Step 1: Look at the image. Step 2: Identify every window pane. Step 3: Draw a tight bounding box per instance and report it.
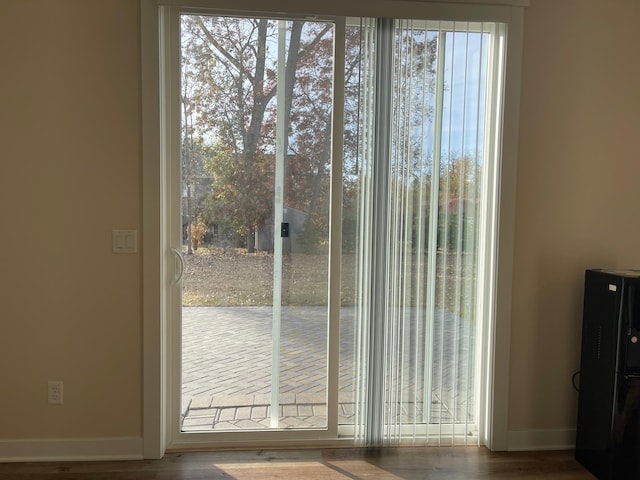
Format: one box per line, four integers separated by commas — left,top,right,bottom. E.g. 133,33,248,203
179,14,334,431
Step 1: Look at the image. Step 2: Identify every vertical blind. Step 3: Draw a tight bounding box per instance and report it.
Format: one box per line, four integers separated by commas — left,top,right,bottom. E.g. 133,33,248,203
349,18,506,446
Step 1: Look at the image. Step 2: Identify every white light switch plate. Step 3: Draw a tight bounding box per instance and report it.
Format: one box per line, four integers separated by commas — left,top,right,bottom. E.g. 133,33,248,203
112,230,137,253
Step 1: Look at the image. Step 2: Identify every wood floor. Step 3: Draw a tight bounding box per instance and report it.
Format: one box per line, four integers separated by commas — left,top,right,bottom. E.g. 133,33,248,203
0,447,595,479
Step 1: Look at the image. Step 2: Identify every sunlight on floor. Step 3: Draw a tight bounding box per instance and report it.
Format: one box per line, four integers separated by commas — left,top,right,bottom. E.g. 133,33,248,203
215,459,403,479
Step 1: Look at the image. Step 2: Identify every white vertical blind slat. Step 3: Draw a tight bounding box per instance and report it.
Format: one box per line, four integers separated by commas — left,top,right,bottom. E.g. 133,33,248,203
413,20,431,442
466,23,486,446
425,24,445,435
436,24,455,444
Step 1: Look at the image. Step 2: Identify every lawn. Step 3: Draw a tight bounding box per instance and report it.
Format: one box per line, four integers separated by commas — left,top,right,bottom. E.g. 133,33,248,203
181,246,476,319
181,246,349,306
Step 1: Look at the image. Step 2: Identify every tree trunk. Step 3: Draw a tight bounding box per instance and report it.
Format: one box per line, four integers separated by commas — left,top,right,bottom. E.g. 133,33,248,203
247,226,256,253
186,185,193,254
309,118,332,216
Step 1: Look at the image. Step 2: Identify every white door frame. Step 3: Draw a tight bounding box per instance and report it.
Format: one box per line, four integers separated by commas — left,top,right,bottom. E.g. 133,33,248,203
141,0,525,458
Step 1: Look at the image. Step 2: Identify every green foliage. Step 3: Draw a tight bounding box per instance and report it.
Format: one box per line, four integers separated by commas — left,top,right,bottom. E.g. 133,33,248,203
433,156,481,253
203,144,274,248
296,214,325,253
437,212,477,253
341,207,359,254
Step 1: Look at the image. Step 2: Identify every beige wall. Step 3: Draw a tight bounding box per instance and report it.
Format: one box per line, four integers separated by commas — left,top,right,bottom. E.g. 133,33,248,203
1,0,639,446
0,1,141,438
510,0,640,432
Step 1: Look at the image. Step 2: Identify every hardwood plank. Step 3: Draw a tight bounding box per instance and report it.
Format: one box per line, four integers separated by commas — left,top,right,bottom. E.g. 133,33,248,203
0,447,595,479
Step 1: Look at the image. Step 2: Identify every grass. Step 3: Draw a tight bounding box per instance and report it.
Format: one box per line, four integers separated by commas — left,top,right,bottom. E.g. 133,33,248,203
182,246,335,307
182,246,477,320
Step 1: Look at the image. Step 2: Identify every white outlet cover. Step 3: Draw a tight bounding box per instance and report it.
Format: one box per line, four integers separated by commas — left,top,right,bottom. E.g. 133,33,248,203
48,380,63,405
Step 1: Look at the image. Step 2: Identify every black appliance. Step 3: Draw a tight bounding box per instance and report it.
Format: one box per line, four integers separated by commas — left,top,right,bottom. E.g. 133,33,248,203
576,269,640,479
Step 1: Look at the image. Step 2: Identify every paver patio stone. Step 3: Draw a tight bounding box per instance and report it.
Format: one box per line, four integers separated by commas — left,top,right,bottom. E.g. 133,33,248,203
252,394,271,405
296,393,324,404
312,404,327,417
234,419,267,429
279,393,296,404
182,416,215,428
180,306,472,431
212,421,238,429
282,405,297,417
209,394,254,408
340,403,355,415
305,416,328,426
235,406,252,420
217,408,236,422
297,405,314,416
189,396,212,409
190,407,218,417
280,416,314,428
251,406,268,418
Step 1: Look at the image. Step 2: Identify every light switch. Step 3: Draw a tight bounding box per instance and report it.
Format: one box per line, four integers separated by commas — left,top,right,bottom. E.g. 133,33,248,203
112,230,137,253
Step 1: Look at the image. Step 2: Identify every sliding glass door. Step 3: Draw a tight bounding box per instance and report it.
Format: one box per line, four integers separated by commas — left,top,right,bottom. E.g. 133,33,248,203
164,7,507,447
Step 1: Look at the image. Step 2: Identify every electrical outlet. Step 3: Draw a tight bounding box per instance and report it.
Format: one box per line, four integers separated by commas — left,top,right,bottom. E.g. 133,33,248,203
48,381,63,405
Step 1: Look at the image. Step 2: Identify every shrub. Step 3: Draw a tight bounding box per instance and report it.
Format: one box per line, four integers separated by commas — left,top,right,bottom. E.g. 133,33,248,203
190,214,207,251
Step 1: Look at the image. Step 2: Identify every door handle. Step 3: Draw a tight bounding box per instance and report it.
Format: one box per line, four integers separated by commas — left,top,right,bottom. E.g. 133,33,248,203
171,248,184,285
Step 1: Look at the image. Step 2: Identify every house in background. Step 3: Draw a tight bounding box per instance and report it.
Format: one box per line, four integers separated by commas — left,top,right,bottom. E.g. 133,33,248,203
1,0,639,462
256,207,309,253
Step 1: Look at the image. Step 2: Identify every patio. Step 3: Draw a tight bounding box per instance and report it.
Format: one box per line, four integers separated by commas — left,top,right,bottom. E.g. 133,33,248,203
181,306,472,431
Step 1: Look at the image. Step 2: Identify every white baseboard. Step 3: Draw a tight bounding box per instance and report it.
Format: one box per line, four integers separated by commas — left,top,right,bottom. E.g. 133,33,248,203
0,437,143,463
0,431,574,461
507,429,576,451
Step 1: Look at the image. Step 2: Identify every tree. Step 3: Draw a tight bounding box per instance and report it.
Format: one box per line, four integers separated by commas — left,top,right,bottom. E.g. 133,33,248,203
181,64,211,254
441,156,480,204
439,156,481,252
180,17,441,255
203,144,274,248
181,16,333,252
